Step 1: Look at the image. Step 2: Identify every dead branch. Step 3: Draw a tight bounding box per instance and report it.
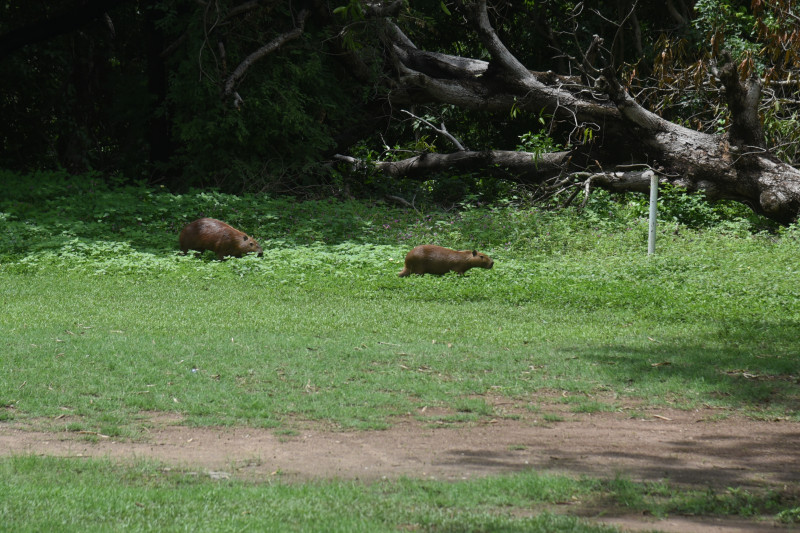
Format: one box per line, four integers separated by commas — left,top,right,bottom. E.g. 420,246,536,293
222,9,310,102
400,109,465,151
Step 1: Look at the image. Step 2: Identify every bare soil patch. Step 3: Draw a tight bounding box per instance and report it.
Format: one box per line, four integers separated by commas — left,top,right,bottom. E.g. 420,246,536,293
2,405,798,532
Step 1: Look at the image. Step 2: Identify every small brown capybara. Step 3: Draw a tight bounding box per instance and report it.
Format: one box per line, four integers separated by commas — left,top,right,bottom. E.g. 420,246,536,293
179,218,263,260
398,245,494,277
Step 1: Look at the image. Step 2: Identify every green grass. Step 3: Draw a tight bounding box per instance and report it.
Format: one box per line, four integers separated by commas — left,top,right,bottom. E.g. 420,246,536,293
1,456,797,532
1,457,609,533
1,171,799,529
2,232,798,430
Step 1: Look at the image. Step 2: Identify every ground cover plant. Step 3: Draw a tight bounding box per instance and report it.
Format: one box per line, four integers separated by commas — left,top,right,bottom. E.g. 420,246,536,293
1,171,799,529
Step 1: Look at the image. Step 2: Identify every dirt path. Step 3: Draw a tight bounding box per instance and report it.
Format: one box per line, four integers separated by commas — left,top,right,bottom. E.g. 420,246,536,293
2,406,798,532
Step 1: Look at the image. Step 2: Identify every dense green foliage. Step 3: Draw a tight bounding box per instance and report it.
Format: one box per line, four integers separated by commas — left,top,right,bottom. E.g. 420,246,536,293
0,1,367,189
2,1,798,197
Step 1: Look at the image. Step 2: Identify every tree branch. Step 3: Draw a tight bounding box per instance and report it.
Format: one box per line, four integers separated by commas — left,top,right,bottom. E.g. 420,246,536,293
374,3,800,222
382,21,619,126
713,50,765,148
222,8,310,102
459,0,534,81
401,109,465,151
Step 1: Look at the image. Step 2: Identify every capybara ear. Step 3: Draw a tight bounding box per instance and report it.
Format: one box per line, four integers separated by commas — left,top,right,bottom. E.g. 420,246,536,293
243,235,249,241
472,250,477,256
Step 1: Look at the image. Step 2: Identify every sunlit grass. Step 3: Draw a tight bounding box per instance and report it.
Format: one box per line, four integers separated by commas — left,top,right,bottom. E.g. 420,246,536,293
2,456,797,532
2,226,798,432
2,172,799,530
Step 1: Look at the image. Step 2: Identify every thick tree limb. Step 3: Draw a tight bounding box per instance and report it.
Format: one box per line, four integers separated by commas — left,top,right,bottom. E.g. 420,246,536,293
336,150,571,182
460,0,533,81
222,8,310,101
713,50,765,148
382,20,621,136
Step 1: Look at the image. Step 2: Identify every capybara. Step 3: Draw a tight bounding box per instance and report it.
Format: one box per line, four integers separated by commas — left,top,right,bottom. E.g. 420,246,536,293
398,245,494,277
179,218,263,260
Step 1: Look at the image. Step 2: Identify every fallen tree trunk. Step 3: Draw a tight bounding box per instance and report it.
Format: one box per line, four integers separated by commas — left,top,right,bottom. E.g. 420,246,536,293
336,150,571,181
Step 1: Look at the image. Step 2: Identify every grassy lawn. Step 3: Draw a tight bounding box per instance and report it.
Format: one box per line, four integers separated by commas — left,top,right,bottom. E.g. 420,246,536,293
2,225,797,432
2,455,797,532
1,172,799,530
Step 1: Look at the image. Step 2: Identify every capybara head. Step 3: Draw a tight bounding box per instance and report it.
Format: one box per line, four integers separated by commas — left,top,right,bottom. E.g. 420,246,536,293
468,249,493,270
240,234,263,257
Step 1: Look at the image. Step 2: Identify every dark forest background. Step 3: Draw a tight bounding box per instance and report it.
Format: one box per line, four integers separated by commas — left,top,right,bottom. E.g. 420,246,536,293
1,1,798,207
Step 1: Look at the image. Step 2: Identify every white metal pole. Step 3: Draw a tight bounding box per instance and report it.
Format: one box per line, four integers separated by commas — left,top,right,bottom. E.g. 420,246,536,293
646,170,657,255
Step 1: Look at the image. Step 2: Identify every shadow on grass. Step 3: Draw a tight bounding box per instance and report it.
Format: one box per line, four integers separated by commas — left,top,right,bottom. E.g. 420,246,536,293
566,318,800,415
437,423,800,489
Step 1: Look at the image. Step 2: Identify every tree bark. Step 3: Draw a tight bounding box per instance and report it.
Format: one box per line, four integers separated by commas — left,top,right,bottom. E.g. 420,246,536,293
337,150,571,181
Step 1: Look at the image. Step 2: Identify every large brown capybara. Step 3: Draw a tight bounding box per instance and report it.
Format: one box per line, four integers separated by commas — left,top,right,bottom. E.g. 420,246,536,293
179,218,263,260
398,245,494,277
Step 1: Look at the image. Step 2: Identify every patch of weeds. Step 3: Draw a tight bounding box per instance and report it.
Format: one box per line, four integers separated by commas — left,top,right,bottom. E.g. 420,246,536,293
453,397,494,416
701,412,732,422
599,476,651,509
98,425,125,438
542,413,565,423
666,486,800,519
777,507,800,524
63,422,87,433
